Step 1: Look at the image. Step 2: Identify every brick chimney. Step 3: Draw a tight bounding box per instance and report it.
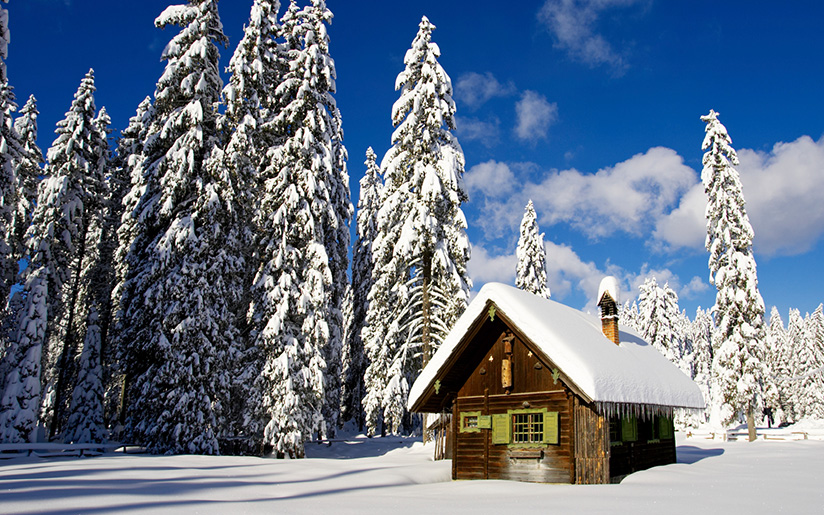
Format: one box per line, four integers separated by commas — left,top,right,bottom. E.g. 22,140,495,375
597,277,620,346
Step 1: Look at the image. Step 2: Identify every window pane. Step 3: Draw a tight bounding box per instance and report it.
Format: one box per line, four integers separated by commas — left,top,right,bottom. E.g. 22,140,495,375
512,412,544,443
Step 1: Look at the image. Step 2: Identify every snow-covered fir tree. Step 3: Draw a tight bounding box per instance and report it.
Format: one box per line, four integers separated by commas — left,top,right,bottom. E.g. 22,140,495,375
362,16,471,435
115,0,243,455
26,70,108,438
343,147,382,430
59,107,112,444
62,307,106,443
107,97,153,432
784,308,805,421
0,78,22,305
619,299,641,334
11,95,43,262
246,0,350,457
690,306,714,421
515,200,550,299
797,306,824,419
637,277,687,372
220,0,284,449
765,307,790,424
0,267,47,442
701,109,767,432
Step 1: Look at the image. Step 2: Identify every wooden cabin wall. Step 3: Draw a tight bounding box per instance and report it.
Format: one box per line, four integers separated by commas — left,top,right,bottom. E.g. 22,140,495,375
572,398,610,484
448,330,574,482
453,390,573,483
608,416,676,479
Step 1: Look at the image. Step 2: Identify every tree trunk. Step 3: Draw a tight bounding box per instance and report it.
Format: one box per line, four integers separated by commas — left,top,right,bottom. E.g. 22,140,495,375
421,251,432,444
747,407,757,442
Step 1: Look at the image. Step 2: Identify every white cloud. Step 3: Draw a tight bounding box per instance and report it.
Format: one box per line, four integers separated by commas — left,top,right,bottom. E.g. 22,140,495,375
468,148,696,243
456,116,501,148
653,135,824,257
544,240,603,304
454,72,516,110
514,91,558,142
467,244,517,286
465,160,516,199
537,0,641,73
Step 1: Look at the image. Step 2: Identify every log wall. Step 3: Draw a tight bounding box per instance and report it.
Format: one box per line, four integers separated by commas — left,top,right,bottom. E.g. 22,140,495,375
572,398,610,484
453,390,573,483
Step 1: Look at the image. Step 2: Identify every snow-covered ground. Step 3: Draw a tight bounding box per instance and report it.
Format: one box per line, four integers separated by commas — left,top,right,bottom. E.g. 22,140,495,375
2,432,823,514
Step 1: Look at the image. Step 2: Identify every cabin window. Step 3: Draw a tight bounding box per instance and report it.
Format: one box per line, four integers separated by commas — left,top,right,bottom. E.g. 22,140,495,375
491,408,559,445
513,412,543,443
460,411,482,433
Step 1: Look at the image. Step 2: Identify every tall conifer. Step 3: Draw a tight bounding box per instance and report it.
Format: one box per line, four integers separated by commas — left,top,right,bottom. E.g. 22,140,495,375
515,200,550,298
701,110,767,435
362,16,471,435
115,0,238,454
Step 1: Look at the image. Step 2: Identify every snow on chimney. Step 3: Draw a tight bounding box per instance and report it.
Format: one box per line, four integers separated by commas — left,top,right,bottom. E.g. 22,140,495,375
597,276,620,346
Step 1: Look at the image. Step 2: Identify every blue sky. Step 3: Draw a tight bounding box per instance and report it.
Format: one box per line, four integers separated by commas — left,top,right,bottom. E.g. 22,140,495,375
8,1,824,318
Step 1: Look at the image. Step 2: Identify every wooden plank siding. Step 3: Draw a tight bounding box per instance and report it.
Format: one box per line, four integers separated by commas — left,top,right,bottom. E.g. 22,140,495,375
573,398,610,484
454,390,573,483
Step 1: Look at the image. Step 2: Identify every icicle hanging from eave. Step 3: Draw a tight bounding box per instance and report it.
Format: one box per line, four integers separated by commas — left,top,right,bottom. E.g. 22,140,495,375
595,401,704,421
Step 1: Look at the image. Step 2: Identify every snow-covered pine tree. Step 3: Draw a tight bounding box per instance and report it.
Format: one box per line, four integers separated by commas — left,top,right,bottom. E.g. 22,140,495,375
107,96,153,432
798,306,824,419
765,307,790,424
362,16,471,435
60,107,112,444
516,200,550,299
637,277,686,371
62,307,106,443
0,267,47,442
0,79,22,305
784,308,805,421
115,0,243,455
220,0,283,450
701,110,767,436
247,0,351,457
28,70,107,438
343,147,382,430
11,95,43,263
690,306,714,422
619,299,641,334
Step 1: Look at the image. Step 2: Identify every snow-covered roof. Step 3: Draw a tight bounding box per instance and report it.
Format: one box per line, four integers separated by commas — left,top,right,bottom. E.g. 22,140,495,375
408,283,705,413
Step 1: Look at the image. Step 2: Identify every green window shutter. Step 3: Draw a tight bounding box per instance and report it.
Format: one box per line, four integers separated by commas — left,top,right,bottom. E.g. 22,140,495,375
659,416,673,439
492,413,510,444
621,416,637,442
478,415,492,429
543,411,559,444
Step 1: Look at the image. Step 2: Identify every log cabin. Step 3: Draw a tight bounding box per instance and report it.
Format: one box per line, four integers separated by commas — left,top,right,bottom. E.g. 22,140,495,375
407,280,705,484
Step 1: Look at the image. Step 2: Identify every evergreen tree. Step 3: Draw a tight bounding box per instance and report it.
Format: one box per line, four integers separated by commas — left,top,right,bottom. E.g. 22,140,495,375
108,97,153,432
11,95,43,262
0,267,47,442
798,306,824,419
637,277,685,371
766,307,790,424
784,308,805,421
701,110,767,435
115,0,239,455
0,79,22,304
28,70,107,438
247,0,350,457
362,16,471,435
619,299,641,334
221,0,284,449
63,307,106,443
515,200,550,299
342,147,382,429
690,307,714,421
